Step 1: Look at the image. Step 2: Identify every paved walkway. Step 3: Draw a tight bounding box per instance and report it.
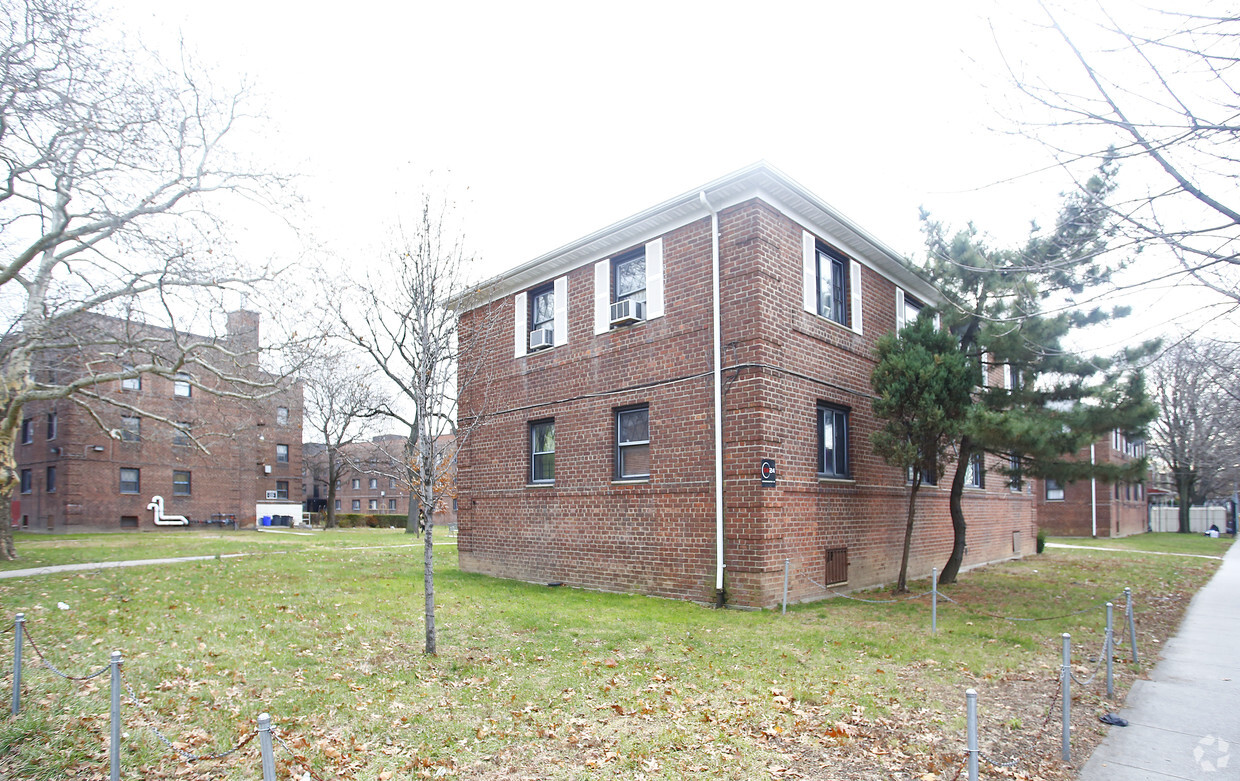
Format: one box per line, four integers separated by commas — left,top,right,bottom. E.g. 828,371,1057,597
1079,540,1239,779
0,541,454,579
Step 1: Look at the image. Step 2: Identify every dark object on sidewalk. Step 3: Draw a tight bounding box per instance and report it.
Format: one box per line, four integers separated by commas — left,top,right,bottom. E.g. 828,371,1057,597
1099,713,1129,727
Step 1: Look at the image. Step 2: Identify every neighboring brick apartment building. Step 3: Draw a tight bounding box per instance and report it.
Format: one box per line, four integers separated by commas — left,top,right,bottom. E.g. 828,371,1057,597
13,310,302,532
303,434,458,527
455,164,1037,608
1037,431,1148,538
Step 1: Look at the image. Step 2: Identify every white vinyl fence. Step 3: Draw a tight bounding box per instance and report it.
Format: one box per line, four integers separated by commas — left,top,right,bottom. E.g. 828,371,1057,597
1149,505,1226,533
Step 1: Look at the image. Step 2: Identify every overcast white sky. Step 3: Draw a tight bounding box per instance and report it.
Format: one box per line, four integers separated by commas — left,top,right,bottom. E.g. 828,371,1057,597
121,0,1226,349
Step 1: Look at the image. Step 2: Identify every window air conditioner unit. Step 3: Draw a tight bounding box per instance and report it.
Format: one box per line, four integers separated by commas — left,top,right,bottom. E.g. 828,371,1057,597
264,464,272,474
528,327,553,350
610,299,645,326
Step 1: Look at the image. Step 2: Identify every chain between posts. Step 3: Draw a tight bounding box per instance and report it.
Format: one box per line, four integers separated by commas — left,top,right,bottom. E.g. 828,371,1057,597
273,728,332,781
23,626,110,681
123,679,259,763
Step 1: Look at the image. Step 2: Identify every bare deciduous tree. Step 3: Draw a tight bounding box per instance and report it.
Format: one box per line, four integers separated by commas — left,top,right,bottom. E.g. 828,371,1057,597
1149,339,1240,532
303,349,384,529
1004,3,1240,306
0,0,290,559
340,195,494,655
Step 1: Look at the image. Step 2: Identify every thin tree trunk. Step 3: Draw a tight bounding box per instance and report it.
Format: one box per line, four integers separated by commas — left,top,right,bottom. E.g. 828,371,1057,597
0,493,14,560
325,450,338,529
423,500,435,655
896,478,921,594
1177,474,1193,534
940,437,971,584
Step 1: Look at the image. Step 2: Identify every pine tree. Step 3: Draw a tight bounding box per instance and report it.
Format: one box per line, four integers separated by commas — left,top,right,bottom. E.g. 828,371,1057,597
871,317,974,594
919,162,1157,583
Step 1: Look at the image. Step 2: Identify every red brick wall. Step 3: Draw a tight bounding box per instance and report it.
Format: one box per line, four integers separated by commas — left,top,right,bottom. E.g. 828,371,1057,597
14,368,302,533
1036,440,1148,538
457,199,1037,607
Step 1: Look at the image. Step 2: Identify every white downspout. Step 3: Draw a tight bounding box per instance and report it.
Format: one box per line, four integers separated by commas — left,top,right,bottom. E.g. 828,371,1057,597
700,192,725,607
1090,443,1097,538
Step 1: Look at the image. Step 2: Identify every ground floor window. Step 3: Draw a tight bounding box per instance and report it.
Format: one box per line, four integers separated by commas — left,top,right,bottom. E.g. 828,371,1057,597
45,466,56,493
964,453,984,488
275,480,289,500
352,499,361,511
817,403,849,478
368,499,378,510
173,470,191,496
1045,479,1064,501
388,499,397,511
120,468,140,494
19,469,31,493
616,406,650,479
530,419,555,483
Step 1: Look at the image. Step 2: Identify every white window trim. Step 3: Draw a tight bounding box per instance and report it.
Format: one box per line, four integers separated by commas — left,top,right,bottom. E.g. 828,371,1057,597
513,291,528,358
802,230,863,335
552,275,568,347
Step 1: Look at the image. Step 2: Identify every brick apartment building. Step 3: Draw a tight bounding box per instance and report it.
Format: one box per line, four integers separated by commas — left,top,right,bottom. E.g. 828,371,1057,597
303,434,458,527
1037,430,1148,538
455,163,1037,608
13,310,302,532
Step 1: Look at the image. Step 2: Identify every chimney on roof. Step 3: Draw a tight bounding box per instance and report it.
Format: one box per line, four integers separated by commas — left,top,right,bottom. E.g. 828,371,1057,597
226,309,260,364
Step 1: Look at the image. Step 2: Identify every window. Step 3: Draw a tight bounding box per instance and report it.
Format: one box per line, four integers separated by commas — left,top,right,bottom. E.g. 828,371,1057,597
1045,479,1064,501
121,366,141,391
120,468,140,494
45,466,56,493
275,480,289,499
20,418,32,444
120,416,140,442
368,477,378,490
173,470,191,496
908,462,938,486
1007,453,1023,491
120,516,139,529
276,406,289,426
530,419,555,484
529,282,554,344
816,403,849,478
964,453,984,489
388,499,397,511
351,478,361,490
368,499,378,510
46,412,57,440
351,499,361,511
1114,483,1120,500
173,422,191,447
389,478,397,489
276,444,289,463
334,499,341,510
173,372,192,397
817,246,848,326
616,406,650,479
19,469,31,494
613,249,646,308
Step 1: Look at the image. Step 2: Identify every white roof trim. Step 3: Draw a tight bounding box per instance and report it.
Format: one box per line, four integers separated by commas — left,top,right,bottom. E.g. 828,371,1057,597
455,162,941,310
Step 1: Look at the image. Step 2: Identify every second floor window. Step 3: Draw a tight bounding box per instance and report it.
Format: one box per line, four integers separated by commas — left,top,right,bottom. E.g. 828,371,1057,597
173,423,191,447
530,283,554,345
368,477,378,489
817,246,848,326
120,416,140,442
613,249,646,308
46,412,56,440
276,406,289,426
276,444,289,463
20,418,32,444
121,365,140,391
173,373,192,397
530,419,555,484
351,478,361,490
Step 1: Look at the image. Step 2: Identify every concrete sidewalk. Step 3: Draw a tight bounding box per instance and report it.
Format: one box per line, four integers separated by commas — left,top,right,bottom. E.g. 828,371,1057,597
1079,540,1239,780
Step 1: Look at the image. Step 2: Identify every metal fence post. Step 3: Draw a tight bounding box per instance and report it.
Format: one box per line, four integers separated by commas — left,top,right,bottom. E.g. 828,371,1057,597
1105,602,1114,698
258,712,276,781
966,687,979,780
782,558,789,615
1061,633,1071,762
1125,587,1139,665
11,613,23,716
110,651,122,781
931,568,937,635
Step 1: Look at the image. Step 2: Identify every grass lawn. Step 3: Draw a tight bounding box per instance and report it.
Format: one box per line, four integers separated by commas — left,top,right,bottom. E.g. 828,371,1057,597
0,529,1227,780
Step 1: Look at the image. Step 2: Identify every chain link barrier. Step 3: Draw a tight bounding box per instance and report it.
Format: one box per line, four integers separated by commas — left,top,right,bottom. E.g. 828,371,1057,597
273,728,332,781
980,751,1021,768
1069,631,1109,687
123,678,258,764
23,626,110,681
